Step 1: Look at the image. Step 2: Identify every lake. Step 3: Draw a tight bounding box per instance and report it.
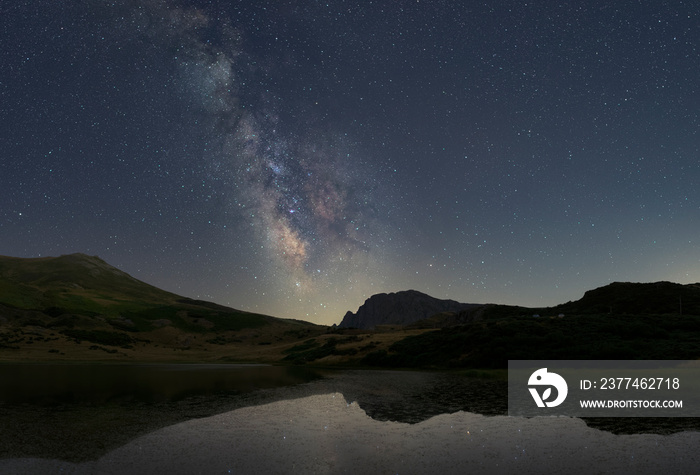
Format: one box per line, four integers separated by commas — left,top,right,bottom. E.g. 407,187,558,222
1,364,699,474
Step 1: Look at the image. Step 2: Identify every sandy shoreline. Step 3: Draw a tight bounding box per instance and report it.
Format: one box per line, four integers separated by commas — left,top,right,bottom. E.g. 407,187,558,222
3,392,700,474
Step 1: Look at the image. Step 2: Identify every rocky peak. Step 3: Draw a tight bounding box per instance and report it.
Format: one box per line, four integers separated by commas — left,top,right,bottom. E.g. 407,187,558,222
339,290,480,329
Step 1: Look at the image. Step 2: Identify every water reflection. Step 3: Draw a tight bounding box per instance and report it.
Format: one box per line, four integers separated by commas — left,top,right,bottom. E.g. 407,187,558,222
320,370,507,422
1,364,699,465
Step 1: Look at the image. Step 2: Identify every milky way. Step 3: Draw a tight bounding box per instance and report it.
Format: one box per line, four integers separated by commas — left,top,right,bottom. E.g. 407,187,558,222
2,1,698,323
107,0,398,319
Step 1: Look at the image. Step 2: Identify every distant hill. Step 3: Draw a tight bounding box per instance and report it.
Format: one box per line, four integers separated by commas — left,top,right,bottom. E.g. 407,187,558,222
553,281,700,316
339,290,481,329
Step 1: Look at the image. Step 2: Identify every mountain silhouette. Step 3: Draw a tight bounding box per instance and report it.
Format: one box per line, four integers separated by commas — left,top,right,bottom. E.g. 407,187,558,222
339,290,481,329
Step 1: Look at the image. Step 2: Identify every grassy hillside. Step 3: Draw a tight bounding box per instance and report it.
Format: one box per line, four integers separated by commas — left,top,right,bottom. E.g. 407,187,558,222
0,254,325,362
0,254,179,311
0,254,264,324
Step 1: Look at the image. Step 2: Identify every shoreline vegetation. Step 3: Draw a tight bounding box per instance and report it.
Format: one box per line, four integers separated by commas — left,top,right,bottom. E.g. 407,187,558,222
3,312,700,369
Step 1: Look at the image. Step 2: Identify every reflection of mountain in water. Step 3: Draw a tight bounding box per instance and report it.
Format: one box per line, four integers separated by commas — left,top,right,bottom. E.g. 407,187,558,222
326,370,507,423
323,371,700,436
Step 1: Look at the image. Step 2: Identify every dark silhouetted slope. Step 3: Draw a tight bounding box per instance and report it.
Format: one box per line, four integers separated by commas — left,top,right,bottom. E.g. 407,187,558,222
554,281,700,315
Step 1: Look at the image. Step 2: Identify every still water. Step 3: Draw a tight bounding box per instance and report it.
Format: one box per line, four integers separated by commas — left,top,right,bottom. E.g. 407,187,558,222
1,364,699,474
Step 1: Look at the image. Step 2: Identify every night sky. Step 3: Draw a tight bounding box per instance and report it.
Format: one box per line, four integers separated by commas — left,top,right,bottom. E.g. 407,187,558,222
2,1,698,325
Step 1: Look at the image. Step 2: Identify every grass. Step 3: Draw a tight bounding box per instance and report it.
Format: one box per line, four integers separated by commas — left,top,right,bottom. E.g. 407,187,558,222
61,330,134,348
5,312,700,368
282,336,365,363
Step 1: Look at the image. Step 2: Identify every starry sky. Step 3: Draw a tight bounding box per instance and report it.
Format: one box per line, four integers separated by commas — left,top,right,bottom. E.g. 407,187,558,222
1,1,698,325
